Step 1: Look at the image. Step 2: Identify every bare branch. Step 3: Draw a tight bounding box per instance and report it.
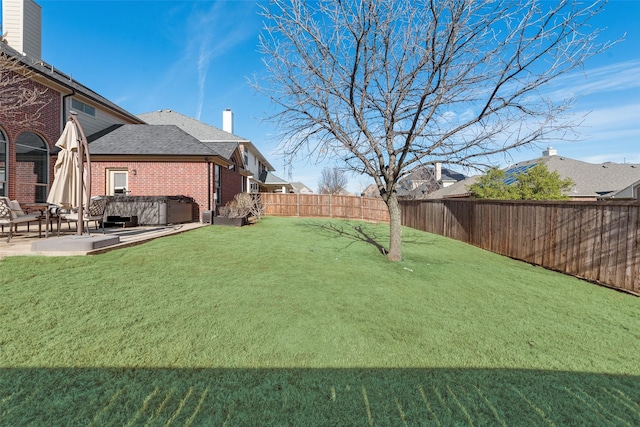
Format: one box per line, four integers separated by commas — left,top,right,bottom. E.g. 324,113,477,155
252,0,613,260
0,49,50,128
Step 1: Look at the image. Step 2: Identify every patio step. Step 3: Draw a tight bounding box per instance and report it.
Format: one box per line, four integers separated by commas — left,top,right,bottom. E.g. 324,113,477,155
31,235,120,252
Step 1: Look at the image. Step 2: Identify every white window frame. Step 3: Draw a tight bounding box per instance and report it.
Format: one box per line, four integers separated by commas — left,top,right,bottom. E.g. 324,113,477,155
107,169,129,195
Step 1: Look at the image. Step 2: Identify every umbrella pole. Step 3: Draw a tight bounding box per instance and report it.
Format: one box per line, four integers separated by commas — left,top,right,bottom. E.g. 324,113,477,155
70,113,91,236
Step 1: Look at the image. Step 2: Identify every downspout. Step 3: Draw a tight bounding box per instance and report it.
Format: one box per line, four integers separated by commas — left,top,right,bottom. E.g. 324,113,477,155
61,90,75,131
207,159,211,211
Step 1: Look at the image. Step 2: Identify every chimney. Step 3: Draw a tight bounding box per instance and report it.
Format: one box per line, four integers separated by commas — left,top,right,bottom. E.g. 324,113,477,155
543,146,557,157
223,109,233,134
2,0,42,60
434,162,442,181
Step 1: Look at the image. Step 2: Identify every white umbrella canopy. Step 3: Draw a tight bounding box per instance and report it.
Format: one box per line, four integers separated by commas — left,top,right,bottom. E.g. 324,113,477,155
47,120,83,209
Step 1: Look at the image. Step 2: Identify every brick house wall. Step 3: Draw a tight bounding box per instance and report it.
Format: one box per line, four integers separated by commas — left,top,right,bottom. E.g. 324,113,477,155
0,73,61,202
219,165,244,209
91,159,244,220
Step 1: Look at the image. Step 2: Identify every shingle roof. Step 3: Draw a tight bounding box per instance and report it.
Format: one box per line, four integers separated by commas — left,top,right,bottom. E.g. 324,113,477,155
521,155,640,198
397,166,467,198
87,124,226,158
258,170,289,185
138,110,275,170
290,182,313,193
138,110,249,141
426,154,640,199
426,176,479,199
200,142,238,160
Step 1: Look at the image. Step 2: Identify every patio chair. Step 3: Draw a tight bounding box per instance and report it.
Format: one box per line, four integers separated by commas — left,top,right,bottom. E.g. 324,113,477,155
59,197,107,234
0,197,43,243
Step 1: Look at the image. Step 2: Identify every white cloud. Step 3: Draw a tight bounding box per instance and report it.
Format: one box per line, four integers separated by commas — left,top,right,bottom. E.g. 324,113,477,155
547,59,640,100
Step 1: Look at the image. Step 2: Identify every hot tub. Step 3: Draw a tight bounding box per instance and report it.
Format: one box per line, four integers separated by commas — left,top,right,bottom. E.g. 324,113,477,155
103,195,194,225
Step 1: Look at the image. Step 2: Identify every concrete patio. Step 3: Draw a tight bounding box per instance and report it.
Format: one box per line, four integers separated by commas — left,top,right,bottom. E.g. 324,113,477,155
0,221,207,258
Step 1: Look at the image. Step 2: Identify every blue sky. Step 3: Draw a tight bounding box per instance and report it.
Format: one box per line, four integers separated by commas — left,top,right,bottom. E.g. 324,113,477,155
3,0,640,193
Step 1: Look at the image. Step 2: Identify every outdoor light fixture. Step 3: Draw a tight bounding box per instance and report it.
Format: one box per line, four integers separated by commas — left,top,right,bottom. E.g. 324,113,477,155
132,169,137,175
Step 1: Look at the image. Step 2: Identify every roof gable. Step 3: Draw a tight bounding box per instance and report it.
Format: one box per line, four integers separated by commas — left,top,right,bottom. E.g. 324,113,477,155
87,124,224,157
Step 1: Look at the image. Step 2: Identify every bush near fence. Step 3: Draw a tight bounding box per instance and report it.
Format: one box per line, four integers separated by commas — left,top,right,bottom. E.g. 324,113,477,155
400,199,640,296
260,193,390,222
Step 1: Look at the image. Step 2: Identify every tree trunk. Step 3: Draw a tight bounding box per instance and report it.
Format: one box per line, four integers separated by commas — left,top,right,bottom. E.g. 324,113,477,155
386,193,402,261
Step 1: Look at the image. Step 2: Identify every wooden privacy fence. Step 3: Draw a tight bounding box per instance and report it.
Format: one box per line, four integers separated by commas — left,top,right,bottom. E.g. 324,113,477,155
400,199,640,295
260,193,390,223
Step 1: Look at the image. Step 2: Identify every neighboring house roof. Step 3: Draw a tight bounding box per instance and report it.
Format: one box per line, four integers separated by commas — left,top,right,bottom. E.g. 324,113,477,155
138,109,275,171
290,182,313,194
1,42,143,124
259,170,289,185
361,183,381,198
426,176,479,199
398,166,467,199
87,124,229,164
426,152,640,200
613,179,640,200
516,155,640,199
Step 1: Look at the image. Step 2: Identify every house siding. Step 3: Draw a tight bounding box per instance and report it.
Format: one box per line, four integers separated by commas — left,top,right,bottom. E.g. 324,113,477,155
70,98,133,137
2,0,42,59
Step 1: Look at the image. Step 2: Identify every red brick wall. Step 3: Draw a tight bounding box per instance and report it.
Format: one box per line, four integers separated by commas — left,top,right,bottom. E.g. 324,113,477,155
220,166,243,209
91,159,244,220
0,73,61,201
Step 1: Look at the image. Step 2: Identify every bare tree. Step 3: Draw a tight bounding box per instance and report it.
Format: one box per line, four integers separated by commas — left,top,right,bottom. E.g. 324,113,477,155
318,167,348,194
0,46,50,127
255,0,611,261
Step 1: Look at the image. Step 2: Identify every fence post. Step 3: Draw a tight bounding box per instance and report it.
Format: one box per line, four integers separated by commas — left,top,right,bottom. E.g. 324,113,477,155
330,194,333,218
297,193,300,217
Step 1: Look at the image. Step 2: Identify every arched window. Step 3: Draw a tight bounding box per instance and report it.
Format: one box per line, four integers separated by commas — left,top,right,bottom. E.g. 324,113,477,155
15,132,49,203
0,129,6,197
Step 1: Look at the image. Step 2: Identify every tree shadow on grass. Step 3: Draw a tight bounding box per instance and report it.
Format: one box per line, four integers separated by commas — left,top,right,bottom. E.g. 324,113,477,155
299,220,389,255
299,219,437,256
1,367,638,425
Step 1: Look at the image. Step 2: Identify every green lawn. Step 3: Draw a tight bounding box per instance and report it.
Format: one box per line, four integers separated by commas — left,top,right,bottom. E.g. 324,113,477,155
1,217,638,425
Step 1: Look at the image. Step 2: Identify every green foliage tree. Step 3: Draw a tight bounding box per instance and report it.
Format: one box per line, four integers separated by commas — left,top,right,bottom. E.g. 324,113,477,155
469,164,574,200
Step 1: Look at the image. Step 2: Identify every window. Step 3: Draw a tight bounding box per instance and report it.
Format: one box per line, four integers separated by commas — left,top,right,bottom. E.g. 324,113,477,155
15,132,48,203
107,169,128,195
0,129,6,197
71,99,96,117
214,164,222,205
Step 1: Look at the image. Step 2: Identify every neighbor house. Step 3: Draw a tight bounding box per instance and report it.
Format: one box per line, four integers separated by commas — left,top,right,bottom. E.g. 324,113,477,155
139,109,291,194
290,182,313,194
426,147,640,201
397,163,466,199
357,163,466,199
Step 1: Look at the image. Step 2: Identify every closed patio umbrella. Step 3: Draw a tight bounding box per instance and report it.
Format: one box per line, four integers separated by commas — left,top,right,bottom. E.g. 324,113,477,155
47,120,80,210
47,113,91,235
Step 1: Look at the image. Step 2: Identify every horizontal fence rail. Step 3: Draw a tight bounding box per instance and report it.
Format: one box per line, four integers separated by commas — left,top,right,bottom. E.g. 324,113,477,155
260,193,390,223
400,199,640,295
